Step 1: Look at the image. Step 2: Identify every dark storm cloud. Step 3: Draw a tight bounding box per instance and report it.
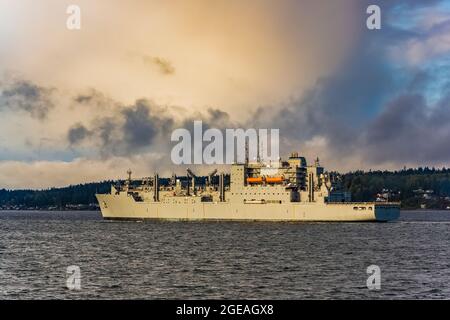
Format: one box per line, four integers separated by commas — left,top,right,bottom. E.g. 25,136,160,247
253,36,398,157
96,118,117,149
364,92,450,164
67,89,237,159
68,97,177,156
121,99,174,151
68,123,91,145
0,80,55,120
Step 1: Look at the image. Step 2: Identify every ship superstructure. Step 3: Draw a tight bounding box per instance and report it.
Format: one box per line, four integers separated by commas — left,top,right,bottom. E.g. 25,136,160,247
96,153,400,222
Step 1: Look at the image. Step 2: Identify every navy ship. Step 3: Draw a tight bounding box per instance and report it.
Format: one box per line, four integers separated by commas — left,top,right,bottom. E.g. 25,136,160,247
96,152,400,222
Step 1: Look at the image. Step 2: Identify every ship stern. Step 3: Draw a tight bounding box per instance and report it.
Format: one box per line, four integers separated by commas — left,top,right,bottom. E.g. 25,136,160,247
374,203,400,222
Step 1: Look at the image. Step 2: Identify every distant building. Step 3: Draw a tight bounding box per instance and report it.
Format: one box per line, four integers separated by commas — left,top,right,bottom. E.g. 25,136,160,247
376,189,400,202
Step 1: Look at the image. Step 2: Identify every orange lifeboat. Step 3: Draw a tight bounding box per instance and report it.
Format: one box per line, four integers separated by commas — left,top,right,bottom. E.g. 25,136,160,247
265,176,284,184
247,177,263,184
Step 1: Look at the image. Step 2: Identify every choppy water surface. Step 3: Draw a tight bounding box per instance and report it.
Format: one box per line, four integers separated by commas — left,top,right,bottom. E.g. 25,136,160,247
0,210,449,299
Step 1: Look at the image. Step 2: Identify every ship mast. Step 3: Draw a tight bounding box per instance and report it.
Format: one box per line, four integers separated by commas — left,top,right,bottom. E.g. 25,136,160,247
245,139,249,165
126,169,132,192
256,132,260,163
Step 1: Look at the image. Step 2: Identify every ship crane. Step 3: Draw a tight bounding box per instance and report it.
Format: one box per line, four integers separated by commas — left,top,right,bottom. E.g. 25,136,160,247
206,169,218,187
186,168,197,179
186,168,197,195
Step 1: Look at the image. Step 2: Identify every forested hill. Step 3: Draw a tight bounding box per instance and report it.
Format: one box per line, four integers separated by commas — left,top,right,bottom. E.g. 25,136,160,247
0,181,113,210
2,167,450,210
342,168,450,209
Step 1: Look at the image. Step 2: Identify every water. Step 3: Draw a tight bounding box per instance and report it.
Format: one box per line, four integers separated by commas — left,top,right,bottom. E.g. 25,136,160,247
0,210,449,299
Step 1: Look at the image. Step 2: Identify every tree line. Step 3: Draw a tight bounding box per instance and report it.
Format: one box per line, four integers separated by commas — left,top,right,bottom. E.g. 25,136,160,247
2,167,450,209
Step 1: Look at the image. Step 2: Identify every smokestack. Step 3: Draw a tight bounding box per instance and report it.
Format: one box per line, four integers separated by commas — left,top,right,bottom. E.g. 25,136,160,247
191,176,196,195
153,173,159,202
256,132,260,163
219,173,225,202
308,173,315,202
245,139,249,165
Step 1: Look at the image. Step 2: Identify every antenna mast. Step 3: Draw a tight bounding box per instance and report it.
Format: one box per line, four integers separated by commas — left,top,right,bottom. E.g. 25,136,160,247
245,139,249,165
257,131,260,163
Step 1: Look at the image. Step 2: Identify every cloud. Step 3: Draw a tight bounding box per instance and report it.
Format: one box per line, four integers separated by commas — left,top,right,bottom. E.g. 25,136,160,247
121,99,174,151
0,80,55,119
67,97,176,157
204,108,233,128
391,19,450,66
73,88,118,109
66,90,240,164
179,107,236,133
143,56,175,75
364,91,450,165
68,123,91,145
380,0,450,66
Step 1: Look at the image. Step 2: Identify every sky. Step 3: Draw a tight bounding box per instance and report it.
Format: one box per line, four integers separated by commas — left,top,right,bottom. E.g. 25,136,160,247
0,0,450,189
